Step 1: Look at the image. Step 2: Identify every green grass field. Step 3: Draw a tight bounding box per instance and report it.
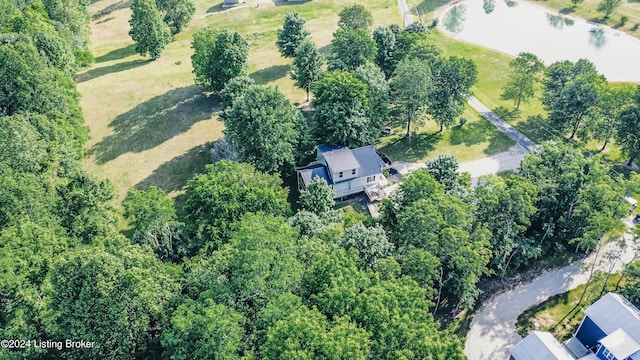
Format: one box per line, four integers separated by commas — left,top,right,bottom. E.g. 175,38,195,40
377,104,515,163
80,0,522,202
80,0,401,201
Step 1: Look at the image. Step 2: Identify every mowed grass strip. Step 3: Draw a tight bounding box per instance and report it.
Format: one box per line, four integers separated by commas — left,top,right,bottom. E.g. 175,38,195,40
80,0,401,201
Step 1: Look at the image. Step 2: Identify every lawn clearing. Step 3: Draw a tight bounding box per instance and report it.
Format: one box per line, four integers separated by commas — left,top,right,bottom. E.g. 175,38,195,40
377,104,515,163
80,0,401,202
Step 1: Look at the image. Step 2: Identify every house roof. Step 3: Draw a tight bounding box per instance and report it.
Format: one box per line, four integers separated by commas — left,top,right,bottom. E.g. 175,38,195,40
318,145,360,173
297,164,331,187
351,145,385,178
585,293,640,342
600,329,640,360
509,331,575,360
564,336,589,358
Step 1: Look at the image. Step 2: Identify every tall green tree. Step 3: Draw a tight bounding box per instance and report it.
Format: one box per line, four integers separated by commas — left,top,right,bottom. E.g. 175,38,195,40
428,56,478,132
219,75,255,108
425,154,467,194
221,85,309,174
290,39,324,101
128,0,171,59
276,12,310,58
337,4,373,30
350,277,466,359
616,89,640,167
123,186,182,260
500,52,544,111
298,176,335,216
0,221,71,359
588,84,635,150
391,58,432,137
330,28,377,70
182,161,290,254
355,62,390,137
393,192,492,309
395,30,442,66
191,27,249,92
542,59,605,139
156,0,195,34
597,0,622,18
311,70,377,147
372,24,401,78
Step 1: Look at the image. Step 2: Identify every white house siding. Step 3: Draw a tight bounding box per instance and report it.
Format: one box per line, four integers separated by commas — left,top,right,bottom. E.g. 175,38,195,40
331,174,387,198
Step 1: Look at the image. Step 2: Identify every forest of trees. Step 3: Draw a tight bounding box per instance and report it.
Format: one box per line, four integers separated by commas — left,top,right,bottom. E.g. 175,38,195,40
1,2,639,359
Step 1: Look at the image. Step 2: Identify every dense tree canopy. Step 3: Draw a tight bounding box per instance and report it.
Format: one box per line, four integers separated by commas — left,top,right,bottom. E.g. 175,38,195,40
372,24,401,78
181,161,290,254
381,169,491,309
123,186,182,260
191,27,249,92
474,175,539,275
48,244,180,359
588,84,635,150
518,142,625,252
616,89,640,167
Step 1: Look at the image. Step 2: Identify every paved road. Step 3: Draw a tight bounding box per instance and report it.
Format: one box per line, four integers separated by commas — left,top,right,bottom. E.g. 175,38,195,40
465,217,638,360
468,97,537,151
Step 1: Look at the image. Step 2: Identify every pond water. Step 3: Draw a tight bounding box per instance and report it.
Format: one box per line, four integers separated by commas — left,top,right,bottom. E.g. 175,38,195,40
438,0,640,82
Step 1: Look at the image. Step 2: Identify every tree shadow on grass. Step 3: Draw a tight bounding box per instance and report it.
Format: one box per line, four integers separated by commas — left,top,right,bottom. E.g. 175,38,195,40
512,115,557,143
448,121,515,155
377,132,443,162
95,44,137,63
75,59,149,82
134,142,213,195
89,85,220,164
274,0,310,6
92,0,132,20
250,64,290,85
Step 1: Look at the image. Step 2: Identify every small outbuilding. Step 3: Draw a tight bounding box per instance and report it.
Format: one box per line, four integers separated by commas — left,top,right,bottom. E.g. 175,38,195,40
509,331,575,360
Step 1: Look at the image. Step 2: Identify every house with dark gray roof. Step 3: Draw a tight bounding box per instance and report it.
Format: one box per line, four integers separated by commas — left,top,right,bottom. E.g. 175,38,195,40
296,145,388,199
510,293,640,360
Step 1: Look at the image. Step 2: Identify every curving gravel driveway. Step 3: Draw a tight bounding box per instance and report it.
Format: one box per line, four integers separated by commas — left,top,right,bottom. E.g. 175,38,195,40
464,217,638,360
